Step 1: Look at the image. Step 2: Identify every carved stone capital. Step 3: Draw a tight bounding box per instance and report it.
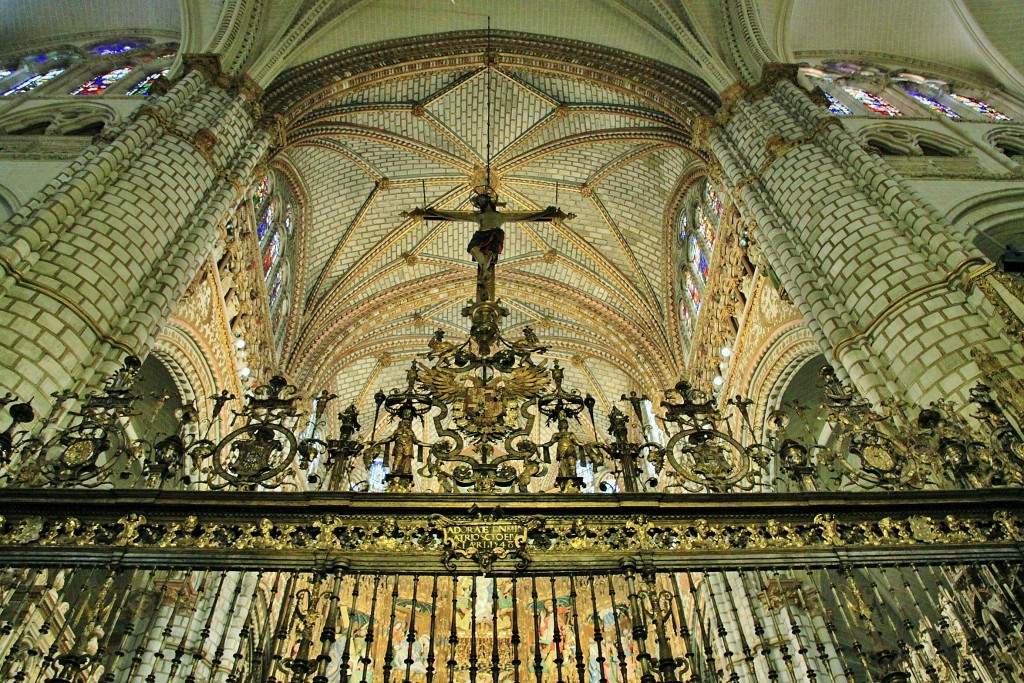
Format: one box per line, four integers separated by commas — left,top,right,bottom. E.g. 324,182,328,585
755,62,801,93
182,53,224,85
807,85,830,107
712,64,802,125
259,113,289,154
149,74,172,98
690,115,716,151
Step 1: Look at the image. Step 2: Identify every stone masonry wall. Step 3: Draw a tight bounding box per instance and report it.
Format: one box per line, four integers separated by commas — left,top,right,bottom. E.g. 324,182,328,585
709,77,1024,406
0,67,270,407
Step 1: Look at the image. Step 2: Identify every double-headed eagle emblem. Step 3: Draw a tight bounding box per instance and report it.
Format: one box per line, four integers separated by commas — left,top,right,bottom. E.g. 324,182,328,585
418,362,550,440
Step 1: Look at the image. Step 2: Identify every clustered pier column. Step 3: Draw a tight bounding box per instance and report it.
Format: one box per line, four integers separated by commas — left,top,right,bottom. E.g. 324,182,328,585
0,56,271,407
705,64,1024,407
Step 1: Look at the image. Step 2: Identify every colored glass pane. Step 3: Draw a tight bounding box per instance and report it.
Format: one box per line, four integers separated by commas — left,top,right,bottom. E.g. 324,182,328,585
2,68,65,96
696,205,717,250
823,91,852,116
264,232,282,277
88,42,139,56
367,459,388,492
71,66,134,96
252,176,270,211
28,51,73,64
905,89,960,120
678,212,687,241
284,204,293,233
704,183,723,218
269,269,284,308
127,69,169,97
825,62,860,75
680,301,691,332
950,93,1011,121
685,271,702,313
689,235,708,281
842,87,902,117
257,199,276,240
0,70,12,80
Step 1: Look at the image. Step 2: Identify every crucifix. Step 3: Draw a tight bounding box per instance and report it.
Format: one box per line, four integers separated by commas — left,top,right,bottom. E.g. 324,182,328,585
403,186,574,301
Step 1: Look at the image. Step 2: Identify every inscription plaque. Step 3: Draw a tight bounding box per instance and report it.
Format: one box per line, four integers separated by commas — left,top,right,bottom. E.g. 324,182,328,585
432,515,541,572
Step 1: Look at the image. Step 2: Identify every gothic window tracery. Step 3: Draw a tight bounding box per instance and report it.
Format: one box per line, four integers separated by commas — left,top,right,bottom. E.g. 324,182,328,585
987,127,1024,160
87,40,144,56
841,86,903,117
70,66,134,95
679,179,722,337
801,63,1015,122
903,88,960,119
949,93,1011,121
249,173,298,353
2,68,66,96
0,40,174,99
125,68,169,96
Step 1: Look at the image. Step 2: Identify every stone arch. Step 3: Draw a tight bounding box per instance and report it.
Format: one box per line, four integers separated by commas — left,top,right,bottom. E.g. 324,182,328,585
985,126,1024,161
947,188,1024,261
0,101,120,136
0,183,18,224
737,322,820,438
265,29,717,403
154,321,221,423
857,123,968,157
130,353,188,442
263,30,719,123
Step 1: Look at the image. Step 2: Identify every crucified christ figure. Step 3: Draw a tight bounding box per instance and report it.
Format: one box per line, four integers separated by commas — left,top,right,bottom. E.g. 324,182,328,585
403,189,574,299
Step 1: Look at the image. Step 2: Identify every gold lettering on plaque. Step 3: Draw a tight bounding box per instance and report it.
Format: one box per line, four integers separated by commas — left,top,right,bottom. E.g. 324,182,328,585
431,514,542,572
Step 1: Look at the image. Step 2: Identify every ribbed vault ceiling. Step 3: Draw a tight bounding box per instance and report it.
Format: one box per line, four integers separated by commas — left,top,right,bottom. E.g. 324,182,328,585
276,43,710,416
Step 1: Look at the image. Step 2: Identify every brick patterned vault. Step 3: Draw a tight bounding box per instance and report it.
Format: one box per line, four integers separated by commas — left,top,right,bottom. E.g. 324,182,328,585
276,38,713,414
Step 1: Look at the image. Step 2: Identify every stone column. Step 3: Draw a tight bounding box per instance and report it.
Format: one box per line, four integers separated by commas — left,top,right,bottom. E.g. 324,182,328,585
704,64,1023,406
0,56,271,407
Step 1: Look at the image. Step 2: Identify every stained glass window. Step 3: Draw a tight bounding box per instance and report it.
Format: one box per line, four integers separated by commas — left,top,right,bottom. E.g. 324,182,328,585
264,232,282,277
904,89,960,120
284,204,293,233
685,271,702,313
823,91,852,116
689,235,709,281
950,93,1011,121
696,206,716,251
367,459,388,492
678,212,688,242
257,199,277,241
268,269,284,308
70,67,134,96
88,42,139,56
705,183,723,218
2,68,65,96
826,62,861,75
252,176,270,211
680,301,691,333
842,87,903,117
127,69,169,97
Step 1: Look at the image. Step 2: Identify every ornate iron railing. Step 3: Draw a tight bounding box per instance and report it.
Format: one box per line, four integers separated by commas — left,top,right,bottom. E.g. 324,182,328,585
1,560,1021,683
1,352,1022,496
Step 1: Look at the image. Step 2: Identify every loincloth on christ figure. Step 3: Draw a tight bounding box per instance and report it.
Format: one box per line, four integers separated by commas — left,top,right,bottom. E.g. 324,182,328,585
467,227,505,263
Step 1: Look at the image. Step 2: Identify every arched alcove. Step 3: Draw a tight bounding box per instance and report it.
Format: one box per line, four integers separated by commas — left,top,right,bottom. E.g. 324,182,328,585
129,355,185,441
